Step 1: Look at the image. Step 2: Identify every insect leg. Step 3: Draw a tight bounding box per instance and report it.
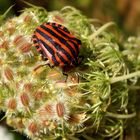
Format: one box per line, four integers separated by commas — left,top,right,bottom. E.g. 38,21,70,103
62,72,68,82
78,55,84,65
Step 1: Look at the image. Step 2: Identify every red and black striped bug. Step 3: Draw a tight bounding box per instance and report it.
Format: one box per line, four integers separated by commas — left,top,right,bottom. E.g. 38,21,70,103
32,22,82,78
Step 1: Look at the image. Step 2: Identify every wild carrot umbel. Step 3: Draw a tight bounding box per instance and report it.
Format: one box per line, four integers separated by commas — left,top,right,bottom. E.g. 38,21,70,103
0,3,140,140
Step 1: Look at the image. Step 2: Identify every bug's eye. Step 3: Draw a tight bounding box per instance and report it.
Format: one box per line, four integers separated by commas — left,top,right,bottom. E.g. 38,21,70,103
71,59,78,66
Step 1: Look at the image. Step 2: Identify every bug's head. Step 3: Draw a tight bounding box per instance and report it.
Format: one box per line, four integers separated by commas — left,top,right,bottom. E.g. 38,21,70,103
62,56,82,73
62,65,75,73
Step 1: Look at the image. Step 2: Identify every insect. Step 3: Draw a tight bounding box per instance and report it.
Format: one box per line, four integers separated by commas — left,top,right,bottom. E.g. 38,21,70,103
32,22,81,74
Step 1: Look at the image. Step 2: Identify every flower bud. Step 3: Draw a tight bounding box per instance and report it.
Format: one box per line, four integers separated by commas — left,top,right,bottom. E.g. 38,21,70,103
52,15,64,24
20,92,29,106
0,40,9,50
7,98,17,110
24,15,32,23
33,91,45,100
28,122,38,134
7,27,15,35
39,104,54,117
55,81,67,88
68,113,86,125
24,83,33,92
4,67,14,81
20,43,31,53
47,69,62,80
64,87,78,97
13,35,24,46
56,102,65,118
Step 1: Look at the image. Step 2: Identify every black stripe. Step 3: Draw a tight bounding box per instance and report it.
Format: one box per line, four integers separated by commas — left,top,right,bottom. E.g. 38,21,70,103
68,40,79,54
33,40,38,44
32,35,40,50
50,24,81,54
35,44,45,55
51,23,70,33
40,39,54,55
32,35,38,44
57,27,81,46
32,33,58,65
49,23,80,44
56,52,69,66
32,34,37,39
39,39,59,66
40,24,77,59
34,33,59,65
36,28,72,62
46,24,80,54
52,56,59,66
71,37,81,45
35,45,40,49
36,30,55,55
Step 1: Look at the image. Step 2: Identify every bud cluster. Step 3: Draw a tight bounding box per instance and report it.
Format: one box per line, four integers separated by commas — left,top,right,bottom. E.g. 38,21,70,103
0,4,140,140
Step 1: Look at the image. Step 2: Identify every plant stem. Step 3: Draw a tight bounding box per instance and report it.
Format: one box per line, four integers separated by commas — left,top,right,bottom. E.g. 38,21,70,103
82,134,96,140
61,119,65,137
110,71,140,84
105,112,136,119
89,22,116,40
129,85,140,90
0,5,14,21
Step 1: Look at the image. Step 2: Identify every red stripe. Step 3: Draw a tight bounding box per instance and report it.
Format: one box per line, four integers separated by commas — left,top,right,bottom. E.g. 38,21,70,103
36,27,71,63
37,26,74,59
55,52,64,67
37,47,42,52
35,36,54,65
35,32,57,52
57,28,81,48
44,24,78,55
35,32,70,65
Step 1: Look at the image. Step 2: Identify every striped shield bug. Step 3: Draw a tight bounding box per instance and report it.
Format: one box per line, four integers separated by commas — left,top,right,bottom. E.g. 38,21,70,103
32,22,82,78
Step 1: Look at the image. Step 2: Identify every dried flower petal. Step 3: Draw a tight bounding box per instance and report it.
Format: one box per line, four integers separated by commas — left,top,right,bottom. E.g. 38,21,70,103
68,113,86,124
0,40,9,50
56,102,65,118
45,104,54,115
33,91,44,100
47,69,62,80
4,67,14,81
64,87,78,97
55,81,67,88
24,15,32,23
7,98,17,110
24,83,33,92
52,15,64,24
20,43,31,53
13,35,28,49
13,35,24,45
39,104,54,117
20,92,29,106
28,122,37,134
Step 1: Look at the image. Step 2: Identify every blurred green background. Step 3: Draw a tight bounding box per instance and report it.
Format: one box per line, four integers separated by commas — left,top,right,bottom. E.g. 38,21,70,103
1,0,140,35
0,0,140,140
